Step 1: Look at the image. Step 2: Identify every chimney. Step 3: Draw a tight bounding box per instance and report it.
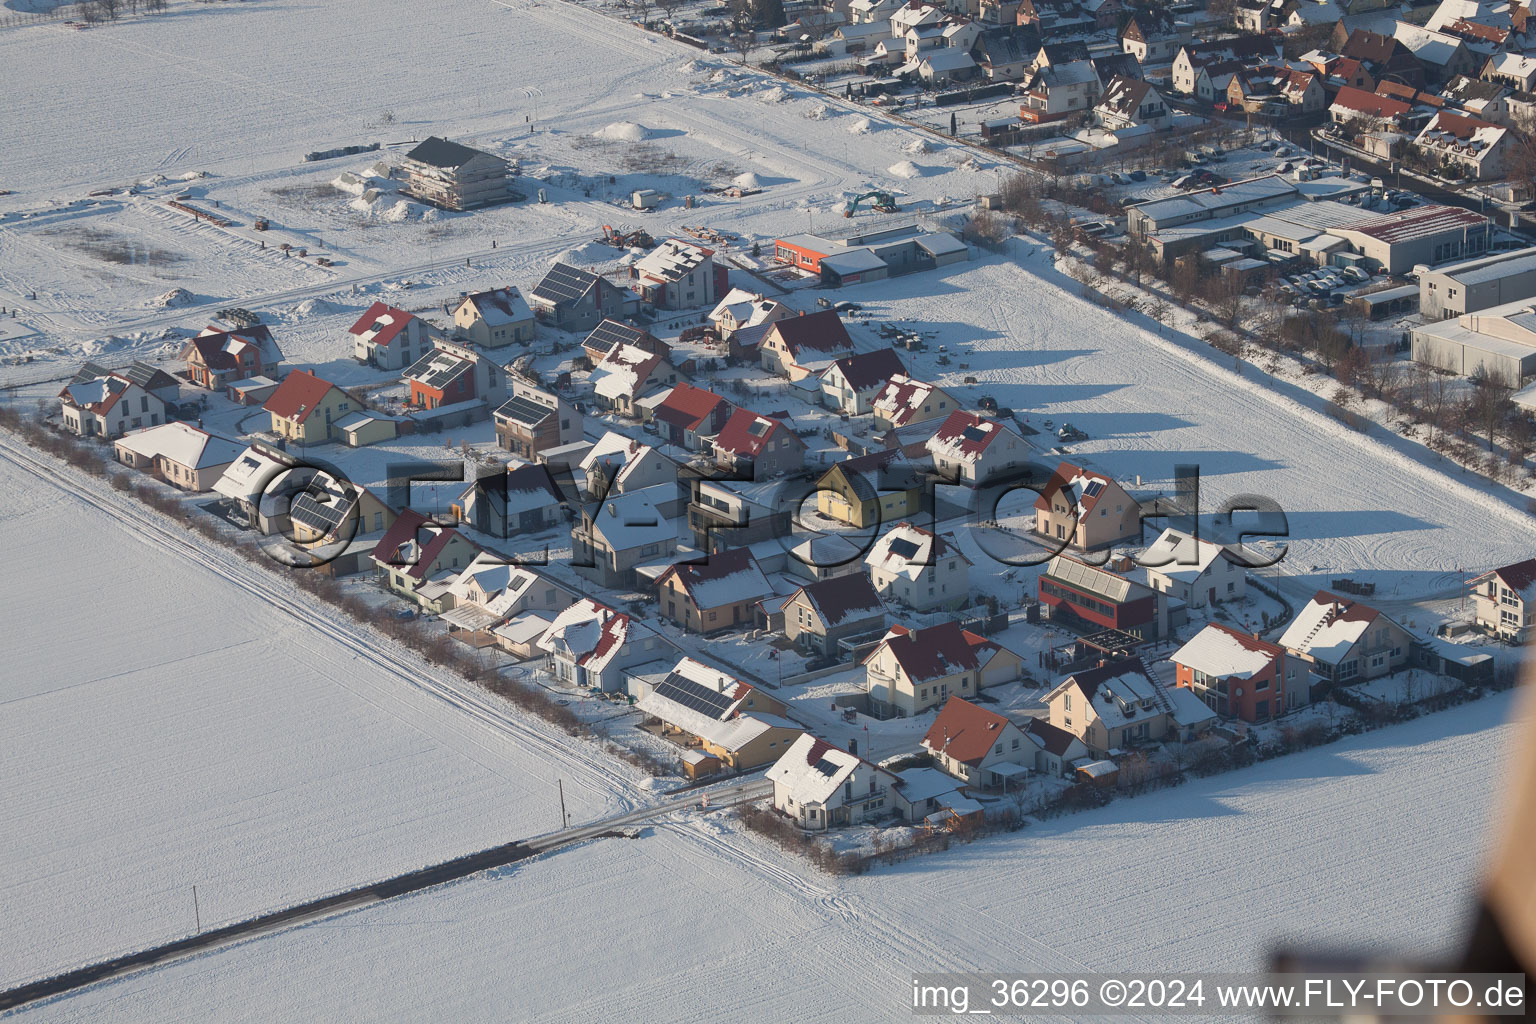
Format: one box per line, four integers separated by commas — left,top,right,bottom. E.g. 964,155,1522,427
607,502,617,516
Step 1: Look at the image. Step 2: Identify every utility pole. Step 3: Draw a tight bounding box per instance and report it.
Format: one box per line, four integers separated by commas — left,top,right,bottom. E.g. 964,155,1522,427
192,885,201,934
557,778,568,828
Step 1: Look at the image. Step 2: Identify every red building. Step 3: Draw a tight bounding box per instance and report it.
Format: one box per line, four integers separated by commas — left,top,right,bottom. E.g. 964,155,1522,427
1170,622,1290,722
1038,554,1162,638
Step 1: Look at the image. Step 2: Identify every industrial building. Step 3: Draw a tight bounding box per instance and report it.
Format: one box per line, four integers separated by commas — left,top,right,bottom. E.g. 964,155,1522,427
772,223,969,286
1411,297,1536,382
1419,247,1536,321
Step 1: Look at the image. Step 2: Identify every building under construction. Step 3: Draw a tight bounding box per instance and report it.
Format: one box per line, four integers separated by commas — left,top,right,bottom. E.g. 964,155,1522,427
399,136,511,211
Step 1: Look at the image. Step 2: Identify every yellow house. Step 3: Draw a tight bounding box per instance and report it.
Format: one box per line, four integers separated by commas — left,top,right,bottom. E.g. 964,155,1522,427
262,369,357,446
816,450,923,529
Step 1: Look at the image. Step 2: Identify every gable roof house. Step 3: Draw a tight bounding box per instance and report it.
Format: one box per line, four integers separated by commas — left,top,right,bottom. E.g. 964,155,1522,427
1119,10,1185,64
759,310,856,380
399,136,511,211
529,261,629,333
1039,553,1166,639
1470,558,1536,642
580,318,668,368
1034,461,1140,550
708,288,793,338
1095,75,1171,130
589,343,679,416
181,325,282,391
656,548,775,634
571,488,677,588
451,287,535,349
575,432,679,500
1170,36,1280,96
1278,590,1414,691
924,410,1031,485
768,734,900,830
1394,22,1480,83
1412,109,1514,178
371,508,482,609
1338,28,1426,88
1023,716,1090,776
817,348,907,415
972,26,1041,82
815,449,923,529
865,523,972,611
867,622,1022,718
870,374,957,430
1044,657,1207,757
921,696,1031,786
1020,58,1103,122
1329,83,1414,129
1173,622,1298,722
452,462,569,537
404,339,507,419
650,382,734,450
112,422,244,492
636,658,801,772
441,553,577,634
1226,65,1327,117
211,443,300,534
1141,527,1248,610
1441,73,1511,121
780,573,887,656
536,598,663,692
631,239,724,310
493,379,582,461
1482,50,1536,91
350,301,440,371
709,409,807,479
58,368,167,439
263,369,356,445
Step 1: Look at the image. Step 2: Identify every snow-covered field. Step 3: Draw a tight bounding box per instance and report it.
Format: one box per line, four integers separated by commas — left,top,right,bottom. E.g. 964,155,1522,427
0,442,644,990
13,688,1521,1023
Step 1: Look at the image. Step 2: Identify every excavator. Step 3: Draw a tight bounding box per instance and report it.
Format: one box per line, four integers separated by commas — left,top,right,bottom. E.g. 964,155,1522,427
842,190,898,217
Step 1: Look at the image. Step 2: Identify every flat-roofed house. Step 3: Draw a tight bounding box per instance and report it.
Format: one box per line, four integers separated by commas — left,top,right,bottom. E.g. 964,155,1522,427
1039,553,1165,638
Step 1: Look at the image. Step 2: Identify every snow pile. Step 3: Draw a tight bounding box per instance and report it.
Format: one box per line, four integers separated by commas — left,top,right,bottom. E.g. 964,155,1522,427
332,172,371,196
902,137,934,155
150,287,196,309
887,160,922,179
594,121,654,142
847,116,873,134
178,171,209,181
348,191,382,213
382,199,424,222
758,85,790,103
732,171,765,189
554,240,614,265
802,102,831,120
294,297,344,316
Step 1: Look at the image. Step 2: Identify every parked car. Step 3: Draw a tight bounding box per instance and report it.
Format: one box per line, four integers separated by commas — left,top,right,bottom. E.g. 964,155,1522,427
1129,169,1147,181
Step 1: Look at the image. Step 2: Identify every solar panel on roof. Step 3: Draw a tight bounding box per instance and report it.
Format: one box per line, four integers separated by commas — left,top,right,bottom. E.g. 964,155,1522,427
961,426,988,443
653,674,736,720
494,394,551,426
887,537,920,559
1084,480,1105,497
533,263,598,305
290,492,351,533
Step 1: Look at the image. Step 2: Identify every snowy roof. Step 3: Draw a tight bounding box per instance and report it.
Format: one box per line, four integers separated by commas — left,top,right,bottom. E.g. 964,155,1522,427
921,49,977,72
634,239,712,282
348,301,415,348
921,696,1019,766
1277,590,1389,665
657,547,773,609
586,489,674,550
872,375,947,426
891,766,963,804
1172,622,1284,680
925,410,1020,464
1141,528,1237,584
865,522,970,580
212,444,297,503
767,734,887,806
868,621,997,683
457,287,532,327
1413,112,1509,161
592,344,663,400
1048,658,1172,730
709,288,785,329
446,551,567,617
1470,558,1536,600
59,372,133,415
536,599,634,674
114,421,244,470
790,573,885,627
1168,686,1218,728
1043,554,1153,604
370,509,475,581
493,610,556,646
1393,21,1467,66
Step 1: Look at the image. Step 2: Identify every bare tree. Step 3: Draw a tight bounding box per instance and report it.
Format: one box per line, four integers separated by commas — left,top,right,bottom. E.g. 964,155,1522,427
631,0,652,27
94,0,120,21
656,0,685,21
731,29,754,64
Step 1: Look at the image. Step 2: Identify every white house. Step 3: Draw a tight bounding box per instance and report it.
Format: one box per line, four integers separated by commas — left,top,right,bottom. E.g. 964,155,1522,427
1469,558,1536,643
767,734,899,830
1140,528,1248,610
58,370,167,439
349,301,439,370
631,239,719,310
817,348,906,415
864,523,971,611
924,410,1031,485
871,375,957,430
708,288,792,338
921,696,1032,788
536,598,663,692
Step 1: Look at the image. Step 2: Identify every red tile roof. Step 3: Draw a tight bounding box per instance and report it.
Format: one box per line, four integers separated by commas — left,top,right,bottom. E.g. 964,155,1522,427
869,620,988,683
766,309,854,357
929,410,1012,459
347,301,413,346
1331,84,1410,119
653,382,731,431
370,508,474,580
713,408,799,459
263,369,344,424
922,697,1017,766
1033,460,1119,514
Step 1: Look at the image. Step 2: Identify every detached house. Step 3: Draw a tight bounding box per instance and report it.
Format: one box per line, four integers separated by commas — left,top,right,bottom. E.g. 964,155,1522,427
815,449,923,529
112,422,243,492
637,658,801,772
780,573,887,655
1119,10,1184,64
865,522,971,611
921,697,1031,787
404,340,507,415
630,239,724,310
759,310,856,380
1278,590,1414,690
709,288,793,339
590,344,679,416
1412,110,1513,179
493,380,582,460
263,370,356,445
212,444,299,534
1045,657,1212,757
571,488,676,588
371,508,481,606
1173,622,1298,722
453,462,568,536
651,382,733,450
710,409,807,479
399,136,510,210
1020,59,1102,121
441,554,576,635
581,319,667,368
577,432,679,499
1034,461,1140,550
924,411,1031,485
871,374,957,430
530,261,629,332
818,348,906,415
182,325,282,391
349,301,439,370
1039,553,1164,638
1470,558,1536,643
58,368,167,439
1094,76,1171,130
656,547,774,633
1141,527,1247,610
768,734,899,830
866,622,1021,718
451,287,535,348
1023,717,1089,776
536,598,662,692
